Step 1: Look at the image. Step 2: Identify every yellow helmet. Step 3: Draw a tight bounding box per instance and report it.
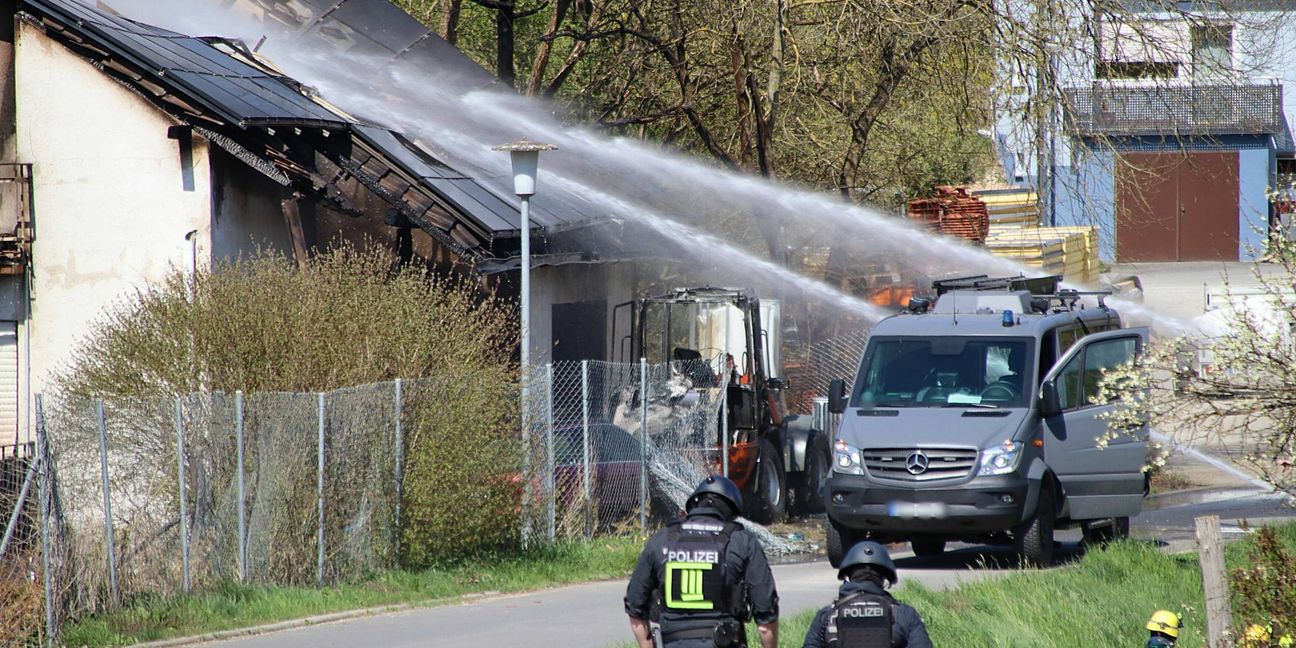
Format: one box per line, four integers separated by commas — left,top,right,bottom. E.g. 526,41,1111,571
1147,610,1183,638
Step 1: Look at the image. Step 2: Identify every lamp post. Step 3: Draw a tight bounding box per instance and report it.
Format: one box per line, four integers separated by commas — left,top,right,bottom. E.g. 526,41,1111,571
494,139,556,546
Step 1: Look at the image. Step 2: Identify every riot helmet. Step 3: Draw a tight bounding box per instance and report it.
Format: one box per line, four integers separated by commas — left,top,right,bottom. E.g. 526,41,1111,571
838,540,898,585
685,475,743,515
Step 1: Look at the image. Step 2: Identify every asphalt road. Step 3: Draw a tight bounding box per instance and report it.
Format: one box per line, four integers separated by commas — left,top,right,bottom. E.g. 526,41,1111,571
204,490,1291,648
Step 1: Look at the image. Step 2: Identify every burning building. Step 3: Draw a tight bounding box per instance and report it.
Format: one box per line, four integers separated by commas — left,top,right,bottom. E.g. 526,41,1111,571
0,0,659,445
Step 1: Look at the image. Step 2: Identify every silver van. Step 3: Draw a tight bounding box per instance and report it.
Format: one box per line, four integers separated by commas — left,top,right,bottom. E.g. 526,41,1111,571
824,276,1149,566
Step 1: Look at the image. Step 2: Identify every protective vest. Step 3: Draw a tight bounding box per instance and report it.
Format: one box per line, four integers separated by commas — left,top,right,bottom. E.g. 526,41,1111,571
826,591,896,648
658,517,743,618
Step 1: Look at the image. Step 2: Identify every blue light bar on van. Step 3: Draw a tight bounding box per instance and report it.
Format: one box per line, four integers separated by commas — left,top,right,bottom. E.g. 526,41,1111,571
1002,309,1014,327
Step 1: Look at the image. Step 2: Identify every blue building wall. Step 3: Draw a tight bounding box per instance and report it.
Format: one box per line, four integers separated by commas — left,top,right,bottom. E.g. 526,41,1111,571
1053,148,1117,260
1048,137,1274,262
1239,147,1271,258
992,9,1296,262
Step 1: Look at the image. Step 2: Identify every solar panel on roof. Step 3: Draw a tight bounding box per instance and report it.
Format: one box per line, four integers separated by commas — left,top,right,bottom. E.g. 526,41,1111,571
327,0,428,53
23,0,352,128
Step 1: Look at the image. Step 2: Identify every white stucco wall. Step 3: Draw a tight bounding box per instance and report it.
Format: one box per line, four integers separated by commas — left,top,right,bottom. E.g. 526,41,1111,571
16,20,216,402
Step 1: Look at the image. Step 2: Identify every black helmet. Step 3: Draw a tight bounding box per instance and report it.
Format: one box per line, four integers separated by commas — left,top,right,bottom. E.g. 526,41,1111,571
837,540,898,585
685,475,743,513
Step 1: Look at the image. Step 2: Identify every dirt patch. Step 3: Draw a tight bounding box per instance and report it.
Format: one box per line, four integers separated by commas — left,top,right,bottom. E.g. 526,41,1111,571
1149,468,1199,494
765,515,829,561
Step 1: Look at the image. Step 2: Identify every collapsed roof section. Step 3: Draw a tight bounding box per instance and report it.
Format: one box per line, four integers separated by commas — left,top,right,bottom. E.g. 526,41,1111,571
19,0,653,268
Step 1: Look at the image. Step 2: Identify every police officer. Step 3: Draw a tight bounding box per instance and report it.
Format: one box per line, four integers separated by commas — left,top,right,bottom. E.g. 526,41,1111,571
625,475,779,648
801,541,931,648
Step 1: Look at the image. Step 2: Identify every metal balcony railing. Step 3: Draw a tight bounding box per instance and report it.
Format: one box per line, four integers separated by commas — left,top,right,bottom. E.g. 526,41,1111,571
1063,81,1284,137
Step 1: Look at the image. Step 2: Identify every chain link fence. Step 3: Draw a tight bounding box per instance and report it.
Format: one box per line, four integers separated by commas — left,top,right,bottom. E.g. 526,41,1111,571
1,440,45,645
520,359,726,543
1,334,873,644
788,329,870,415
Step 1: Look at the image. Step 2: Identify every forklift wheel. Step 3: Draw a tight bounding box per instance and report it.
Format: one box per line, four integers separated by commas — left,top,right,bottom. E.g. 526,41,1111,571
746,438,787,525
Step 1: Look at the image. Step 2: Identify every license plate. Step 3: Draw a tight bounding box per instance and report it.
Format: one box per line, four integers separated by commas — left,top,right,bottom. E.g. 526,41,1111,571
887,501,948,519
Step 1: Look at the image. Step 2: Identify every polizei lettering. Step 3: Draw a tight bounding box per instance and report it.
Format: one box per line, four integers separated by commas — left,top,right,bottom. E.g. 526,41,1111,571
841,605,886,618
665,549,720,563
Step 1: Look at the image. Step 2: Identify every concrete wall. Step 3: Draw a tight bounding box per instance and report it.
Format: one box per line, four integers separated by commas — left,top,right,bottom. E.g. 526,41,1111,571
16,19,213,400
210,147,293,261
529,262,638,365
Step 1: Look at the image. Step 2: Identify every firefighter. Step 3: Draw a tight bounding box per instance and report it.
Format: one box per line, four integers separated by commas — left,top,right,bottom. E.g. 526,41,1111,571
1145,610,1182,647
800,541,932,648
624,475,779,648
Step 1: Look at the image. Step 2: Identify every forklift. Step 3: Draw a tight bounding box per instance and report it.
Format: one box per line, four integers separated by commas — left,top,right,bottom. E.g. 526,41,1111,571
613,287,831,523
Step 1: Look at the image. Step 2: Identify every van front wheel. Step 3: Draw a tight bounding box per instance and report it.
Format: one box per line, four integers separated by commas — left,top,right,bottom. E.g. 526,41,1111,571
1014,487,1055,567
826,517,859,568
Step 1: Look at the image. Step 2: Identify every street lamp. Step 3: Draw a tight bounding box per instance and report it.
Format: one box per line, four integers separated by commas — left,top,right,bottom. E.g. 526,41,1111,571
494,139,556,545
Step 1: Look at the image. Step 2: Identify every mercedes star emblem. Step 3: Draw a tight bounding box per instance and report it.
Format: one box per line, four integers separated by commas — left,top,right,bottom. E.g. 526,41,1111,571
905,450,930,475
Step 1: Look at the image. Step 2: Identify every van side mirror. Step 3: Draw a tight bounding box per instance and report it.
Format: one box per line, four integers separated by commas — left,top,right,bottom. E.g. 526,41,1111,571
828,379,847,414
1039,380,1061,417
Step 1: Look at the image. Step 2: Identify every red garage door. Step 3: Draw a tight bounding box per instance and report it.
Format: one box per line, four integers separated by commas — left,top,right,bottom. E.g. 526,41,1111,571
1115,151,1239,262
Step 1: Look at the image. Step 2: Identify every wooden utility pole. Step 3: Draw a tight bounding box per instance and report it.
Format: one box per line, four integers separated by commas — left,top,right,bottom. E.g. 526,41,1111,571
1195,515,1233,648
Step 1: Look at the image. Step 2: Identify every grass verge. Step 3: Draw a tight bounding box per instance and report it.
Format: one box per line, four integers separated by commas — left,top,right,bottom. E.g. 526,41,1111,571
609,523,1296,648
776,523,1296,648
63,536,642,647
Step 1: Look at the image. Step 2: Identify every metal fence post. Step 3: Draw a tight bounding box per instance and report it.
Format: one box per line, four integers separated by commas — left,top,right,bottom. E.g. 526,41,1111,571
95,398,119,605
37,394,54,648
639,358,648,533
580,360,591,539
721,381,729,479
173,399,190,594
235,390,246,583
723,314,730,478
316,392,325,587
393,378,404,558
545,364,556,542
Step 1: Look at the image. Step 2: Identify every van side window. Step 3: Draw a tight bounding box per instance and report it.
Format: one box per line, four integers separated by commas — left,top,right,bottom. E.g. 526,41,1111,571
1054,352,1083,410
1037,330,1058,385
1057,328,1079,355
1081,337,1138,405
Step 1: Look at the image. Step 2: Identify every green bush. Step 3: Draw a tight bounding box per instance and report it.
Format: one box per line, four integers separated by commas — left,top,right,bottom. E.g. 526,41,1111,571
54,244,516,396
49,244,520,569
1233,526,1296,647
400,378,523,566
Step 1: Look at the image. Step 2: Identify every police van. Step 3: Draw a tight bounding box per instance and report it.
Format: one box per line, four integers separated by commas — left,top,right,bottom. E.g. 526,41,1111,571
824,275,1149,567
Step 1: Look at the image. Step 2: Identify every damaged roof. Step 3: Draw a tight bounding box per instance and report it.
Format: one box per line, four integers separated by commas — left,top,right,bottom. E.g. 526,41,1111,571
23,0,350,129
20,0,625,266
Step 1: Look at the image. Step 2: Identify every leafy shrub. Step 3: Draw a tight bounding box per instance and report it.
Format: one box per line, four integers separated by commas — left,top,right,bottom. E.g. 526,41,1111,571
48,244,520,569
400,379,522,566
54,244,516,396
1233,526,1296,647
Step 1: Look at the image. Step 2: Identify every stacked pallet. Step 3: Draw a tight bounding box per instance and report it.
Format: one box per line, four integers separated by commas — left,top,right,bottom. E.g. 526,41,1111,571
1049,226,1100,281
973,187,1040,227
905,186,991,243
985,228,1068,276
983,226,1099,283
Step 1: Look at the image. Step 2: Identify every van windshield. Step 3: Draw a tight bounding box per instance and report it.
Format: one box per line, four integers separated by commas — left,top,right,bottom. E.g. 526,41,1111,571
851,337,1034,408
